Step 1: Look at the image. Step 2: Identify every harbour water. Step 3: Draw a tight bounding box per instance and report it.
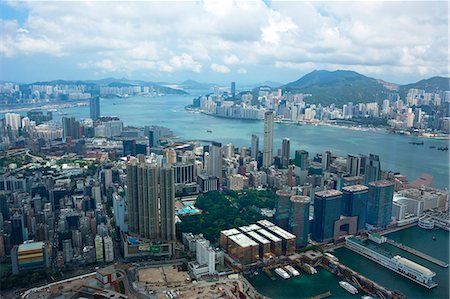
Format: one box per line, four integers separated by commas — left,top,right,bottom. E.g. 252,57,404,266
247,226,449,299
3,93,449,188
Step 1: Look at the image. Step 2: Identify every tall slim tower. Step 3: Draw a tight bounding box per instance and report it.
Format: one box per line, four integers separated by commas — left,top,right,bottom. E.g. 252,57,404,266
367,180,394,228
90,96,100,121
126,162,175,241
281,138,290,168
208,142,223,182
289,195,311,248
364,154,381,185
231,81,236,98
263,111,274,168
251,134,259,159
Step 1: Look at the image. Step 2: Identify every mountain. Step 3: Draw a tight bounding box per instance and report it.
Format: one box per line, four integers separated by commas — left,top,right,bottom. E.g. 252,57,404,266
399,76,450,98
281,70,389,106
179,80,217,90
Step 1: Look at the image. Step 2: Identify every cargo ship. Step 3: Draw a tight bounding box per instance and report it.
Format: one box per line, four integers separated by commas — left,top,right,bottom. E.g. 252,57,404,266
339,281,358,294
274,267,290,279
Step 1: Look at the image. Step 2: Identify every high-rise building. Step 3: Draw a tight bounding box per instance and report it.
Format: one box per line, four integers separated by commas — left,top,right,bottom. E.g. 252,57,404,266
312,190,343,243
251,134,259,159
95,235,104,262
289,195,310,248
347,154,362,177
342,185,368,232
5,113,21,130
173,163,195,184
294,150,309,170
364,154,381,185
263,111,274,168
275,190,292,230
62,117,80,139
165,148,177,165
126,162,175,241
208,142,223,182
281,138,290,168
223,143,234,159
123,140,136,156
11,213,26,245
367,180,394,228
231,81,236,98
322,150,332,171
90,96,100,121
103,235,114,262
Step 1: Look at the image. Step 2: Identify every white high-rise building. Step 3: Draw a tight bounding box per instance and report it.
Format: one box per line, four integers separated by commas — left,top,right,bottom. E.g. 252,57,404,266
5,113,21,130
251,134,259,159
223,143,234,159
263,111,274,168
103,235,114,262
95,235,104,262
196,238,216,275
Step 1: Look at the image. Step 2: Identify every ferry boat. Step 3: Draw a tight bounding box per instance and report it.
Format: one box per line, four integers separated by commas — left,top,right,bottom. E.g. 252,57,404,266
361,296,374,299
339,281,358,294
324,252,339,262
284,265,300,277
345,236,437,289
303,263,317,274
274,268,290,279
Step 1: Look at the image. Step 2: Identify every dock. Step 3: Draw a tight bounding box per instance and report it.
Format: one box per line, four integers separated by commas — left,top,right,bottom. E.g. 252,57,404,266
386,238,449,268
307,291,331,299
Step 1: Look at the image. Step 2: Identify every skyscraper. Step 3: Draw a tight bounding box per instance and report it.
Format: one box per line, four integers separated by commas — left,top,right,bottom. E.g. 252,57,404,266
231,81,236,98
281,138,290,168
62,117,80,139
126,162,175,241
208,142,223,182
294,150,309,170
366,180,394,228
289,195,310,248
251,134,259,159
322,150,332,171
347,154,362,177
263,111,274,168
342,185,368,232
90,96,100,121
312,190,343,243
275,189,292,230
364,154,381,185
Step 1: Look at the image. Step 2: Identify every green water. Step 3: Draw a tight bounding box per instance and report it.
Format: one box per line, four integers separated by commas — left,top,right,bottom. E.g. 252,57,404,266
247,226,449,299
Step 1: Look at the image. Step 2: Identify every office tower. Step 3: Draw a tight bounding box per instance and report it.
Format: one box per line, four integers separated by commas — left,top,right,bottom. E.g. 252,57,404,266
223,143,234,159
113,193,127,232
289,195,310,248
89,96,100,121
123,140,136,156
208,142,223,182
294,150,309,170
364,154,381,185
322,150,332,171
11,213,26,245
342,185,368,232
126,162,175,241
347,154,362,177
5,113,21,130
367,180,394,228
103,235,114,262
62,239,73,262
165,148,177,165
231,81,236,98
281,138,290,168
275,189,292,230
95,235,104,262
173,163,195,184
312,190,343,243
263,111,274,168
62,117,80,139
251,134,259,159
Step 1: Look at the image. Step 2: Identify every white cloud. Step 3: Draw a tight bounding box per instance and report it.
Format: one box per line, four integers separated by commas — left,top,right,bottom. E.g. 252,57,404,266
211,63,230,73
237,68,247,74
0,0,448,82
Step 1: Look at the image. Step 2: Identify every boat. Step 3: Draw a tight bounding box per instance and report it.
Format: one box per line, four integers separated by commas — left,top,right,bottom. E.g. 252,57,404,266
432,236,436,240
303,263,317,274
361,296,374,299
324,252,339,262
409,141,424,145
437,146,448,151
339,281,358,295
274,268,290,279
284,265,300,277
429,145,436,149
206,130,212,133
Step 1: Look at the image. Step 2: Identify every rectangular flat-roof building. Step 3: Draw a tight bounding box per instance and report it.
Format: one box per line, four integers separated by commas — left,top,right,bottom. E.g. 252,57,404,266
219,228,241,251
257,229,282,256
245,230,271,259
264,225,296,255
227,233,259,265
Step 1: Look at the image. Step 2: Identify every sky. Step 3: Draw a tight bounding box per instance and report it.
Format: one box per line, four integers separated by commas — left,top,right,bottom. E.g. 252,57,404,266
0,0,448,85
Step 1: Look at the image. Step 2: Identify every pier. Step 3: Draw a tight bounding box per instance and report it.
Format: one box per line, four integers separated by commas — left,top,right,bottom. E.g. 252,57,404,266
385,238,449,268
307,291,331,299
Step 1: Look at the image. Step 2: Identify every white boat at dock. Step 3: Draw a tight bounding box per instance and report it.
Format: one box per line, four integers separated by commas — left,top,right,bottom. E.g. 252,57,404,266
339,281,358,294
284,265,300,277
274,268,290,279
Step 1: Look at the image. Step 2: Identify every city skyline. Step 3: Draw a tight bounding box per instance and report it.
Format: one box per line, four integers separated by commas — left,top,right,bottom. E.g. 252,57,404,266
1,1,448,84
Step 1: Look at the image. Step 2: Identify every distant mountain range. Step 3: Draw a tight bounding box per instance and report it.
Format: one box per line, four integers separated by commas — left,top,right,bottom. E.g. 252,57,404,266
281,70,449,106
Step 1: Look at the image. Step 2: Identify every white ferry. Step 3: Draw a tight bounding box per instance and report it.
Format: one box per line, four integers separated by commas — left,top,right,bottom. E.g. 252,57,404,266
284,265,300,277
274,268,290,279
339,281,358,294
324,252,339,262
303,263,317,274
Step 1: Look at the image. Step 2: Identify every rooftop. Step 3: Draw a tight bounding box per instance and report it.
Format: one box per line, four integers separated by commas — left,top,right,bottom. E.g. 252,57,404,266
315,189,343,198
290,195,311,204
246,231,270,244
18,241,45,252
265,225,296,240
221,228,241,237
369,180,394,187
342,184,369,192
228,233,258,248
257,219,275,228
238,224,261,232
257,229,281,242
393,255,435,277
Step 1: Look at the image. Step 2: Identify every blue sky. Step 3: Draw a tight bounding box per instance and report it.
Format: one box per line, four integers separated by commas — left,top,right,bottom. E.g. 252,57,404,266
0,1,448,85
